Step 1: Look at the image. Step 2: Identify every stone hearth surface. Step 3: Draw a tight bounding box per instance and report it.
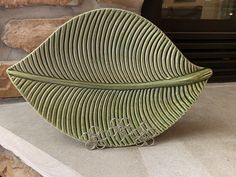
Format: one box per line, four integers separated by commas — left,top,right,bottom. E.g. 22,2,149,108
0,83,235,177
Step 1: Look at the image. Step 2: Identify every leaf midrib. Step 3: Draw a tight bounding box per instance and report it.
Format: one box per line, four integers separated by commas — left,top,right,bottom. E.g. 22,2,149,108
7,68,212,90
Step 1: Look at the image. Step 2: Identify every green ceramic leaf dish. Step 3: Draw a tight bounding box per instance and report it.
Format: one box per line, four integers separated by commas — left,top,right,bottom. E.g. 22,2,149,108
7,8,212,148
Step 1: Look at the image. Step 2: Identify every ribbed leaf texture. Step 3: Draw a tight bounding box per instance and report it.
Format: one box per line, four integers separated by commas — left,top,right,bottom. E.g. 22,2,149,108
7,8,212,148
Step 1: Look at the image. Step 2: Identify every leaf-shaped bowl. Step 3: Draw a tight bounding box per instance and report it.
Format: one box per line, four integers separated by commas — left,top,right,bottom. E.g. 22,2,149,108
7,8,212,148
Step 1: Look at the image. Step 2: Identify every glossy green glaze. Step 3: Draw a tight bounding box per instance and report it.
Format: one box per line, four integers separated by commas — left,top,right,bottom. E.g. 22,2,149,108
7,8,212,148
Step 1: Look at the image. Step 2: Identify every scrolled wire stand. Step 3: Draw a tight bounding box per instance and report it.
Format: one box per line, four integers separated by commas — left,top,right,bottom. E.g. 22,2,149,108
82,117,157,150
